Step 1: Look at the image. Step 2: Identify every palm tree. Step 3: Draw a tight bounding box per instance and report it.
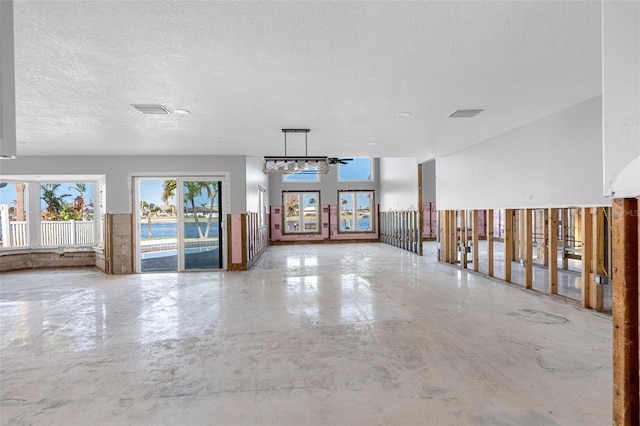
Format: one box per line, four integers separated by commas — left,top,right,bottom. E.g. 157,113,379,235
140,200,153,238
161,179,177,215
201,181,219,238
41,184,71,220
183,181,205,238
69,183,86,218
15,183,25,221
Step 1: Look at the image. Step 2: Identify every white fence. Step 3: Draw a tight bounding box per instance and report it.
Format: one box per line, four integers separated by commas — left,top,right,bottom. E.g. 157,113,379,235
0,218,95,247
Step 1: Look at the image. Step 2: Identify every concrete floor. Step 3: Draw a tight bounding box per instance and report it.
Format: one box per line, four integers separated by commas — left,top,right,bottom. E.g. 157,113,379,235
1,243,612,425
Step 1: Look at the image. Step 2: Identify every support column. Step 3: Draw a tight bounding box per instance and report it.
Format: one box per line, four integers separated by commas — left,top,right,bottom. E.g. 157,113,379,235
504,209,513,283
612,198,639,426
548,208,558,294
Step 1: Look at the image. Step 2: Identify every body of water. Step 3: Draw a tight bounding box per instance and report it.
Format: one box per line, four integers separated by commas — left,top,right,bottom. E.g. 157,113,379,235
140,221,220,239
341,217,372,231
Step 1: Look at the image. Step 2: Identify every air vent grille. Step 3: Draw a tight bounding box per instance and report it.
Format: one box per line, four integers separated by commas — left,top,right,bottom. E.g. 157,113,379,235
448,109,483,118
131,104,171,114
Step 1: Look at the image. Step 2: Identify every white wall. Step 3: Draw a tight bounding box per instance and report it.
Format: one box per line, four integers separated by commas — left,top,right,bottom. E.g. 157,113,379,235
422,159,436,203
0,155,249,213
379,158,419,210
245,156,268,213
602,0,640,198
437,96,610,210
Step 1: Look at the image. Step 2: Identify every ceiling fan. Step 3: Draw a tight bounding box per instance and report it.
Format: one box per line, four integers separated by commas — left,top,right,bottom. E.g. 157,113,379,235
328,157,354,165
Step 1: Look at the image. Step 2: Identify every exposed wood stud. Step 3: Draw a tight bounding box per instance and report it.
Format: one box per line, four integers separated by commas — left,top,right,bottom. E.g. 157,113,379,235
611,198,639,426
504,209,513,283
548,208,558,294
593,207,606,312
525,209,533,289
460,210,467,268
472,210,479,272
581,207,593,308
562,208,569,270
487,209,494,277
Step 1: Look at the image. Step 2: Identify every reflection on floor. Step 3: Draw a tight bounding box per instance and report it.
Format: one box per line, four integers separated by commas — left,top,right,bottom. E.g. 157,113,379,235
1,243,612,425
429,240,612,311
141,249,221,272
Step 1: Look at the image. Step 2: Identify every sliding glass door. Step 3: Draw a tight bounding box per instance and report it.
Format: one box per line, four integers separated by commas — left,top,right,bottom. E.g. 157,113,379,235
136,177,224,272
182,180,222,270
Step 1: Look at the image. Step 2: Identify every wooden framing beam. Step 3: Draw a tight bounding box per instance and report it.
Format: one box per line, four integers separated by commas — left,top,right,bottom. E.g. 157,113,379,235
417,163,423,256
581,207,593,309
592,207,606,312
548,208,558,294
472,210,479,272
487,209,494,277
562,208,569,270
543,209,549,267
612,198,639,426
504,209,513,283
525,209,533,289
460,210,467,268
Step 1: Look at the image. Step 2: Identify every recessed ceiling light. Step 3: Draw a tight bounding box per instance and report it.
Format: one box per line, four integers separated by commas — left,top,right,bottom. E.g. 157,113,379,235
368,142,379,145
448,109,483,118
397,112,413,118
173,109,190,115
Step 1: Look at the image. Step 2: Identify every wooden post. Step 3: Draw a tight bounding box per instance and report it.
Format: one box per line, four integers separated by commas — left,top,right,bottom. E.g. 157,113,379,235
460,210,468,268
562,208,569,270
525,209,533,289
417,164,423,255
504,209,513,283
487,209,494,277
612,198,639,426
592,207,606,312
581,207,593,308
472,210,479,272
543,209,549,267
548,208,558,294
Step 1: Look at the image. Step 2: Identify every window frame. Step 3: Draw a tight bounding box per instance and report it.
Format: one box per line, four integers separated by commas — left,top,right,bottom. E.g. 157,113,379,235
0,177,103,251
282,190,321,234
282,167,321,183
337,190,375,233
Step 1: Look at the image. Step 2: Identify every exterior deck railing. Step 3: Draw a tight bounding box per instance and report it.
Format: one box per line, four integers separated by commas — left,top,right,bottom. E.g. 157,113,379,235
0,220,95,247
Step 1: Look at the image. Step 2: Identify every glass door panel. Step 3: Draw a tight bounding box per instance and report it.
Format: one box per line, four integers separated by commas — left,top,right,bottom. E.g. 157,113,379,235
138,178,178,272
182,180,222,270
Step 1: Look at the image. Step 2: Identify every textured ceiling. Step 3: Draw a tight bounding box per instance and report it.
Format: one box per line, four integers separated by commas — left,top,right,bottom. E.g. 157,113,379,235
12,0,602,159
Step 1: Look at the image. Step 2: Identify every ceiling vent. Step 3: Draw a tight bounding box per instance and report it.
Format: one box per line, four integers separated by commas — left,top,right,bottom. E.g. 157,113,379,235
448,109,483,118
131,104,171,114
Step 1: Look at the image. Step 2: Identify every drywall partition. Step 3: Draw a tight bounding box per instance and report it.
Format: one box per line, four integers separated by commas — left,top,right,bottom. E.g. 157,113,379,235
0,155,249,213
602,0,640,198
245,156,268,213
379,158,419,211
422,159,436,203
436,96,610,210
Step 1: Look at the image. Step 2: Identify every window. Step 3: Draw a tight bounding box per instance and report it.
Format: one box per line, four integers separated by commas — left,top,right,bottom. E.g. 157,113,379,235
283,191,320,233
40,182,95,246
0,178,101,250
0,181,29,248
338,158,373,181
338,191,374,233
283,166,321,182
